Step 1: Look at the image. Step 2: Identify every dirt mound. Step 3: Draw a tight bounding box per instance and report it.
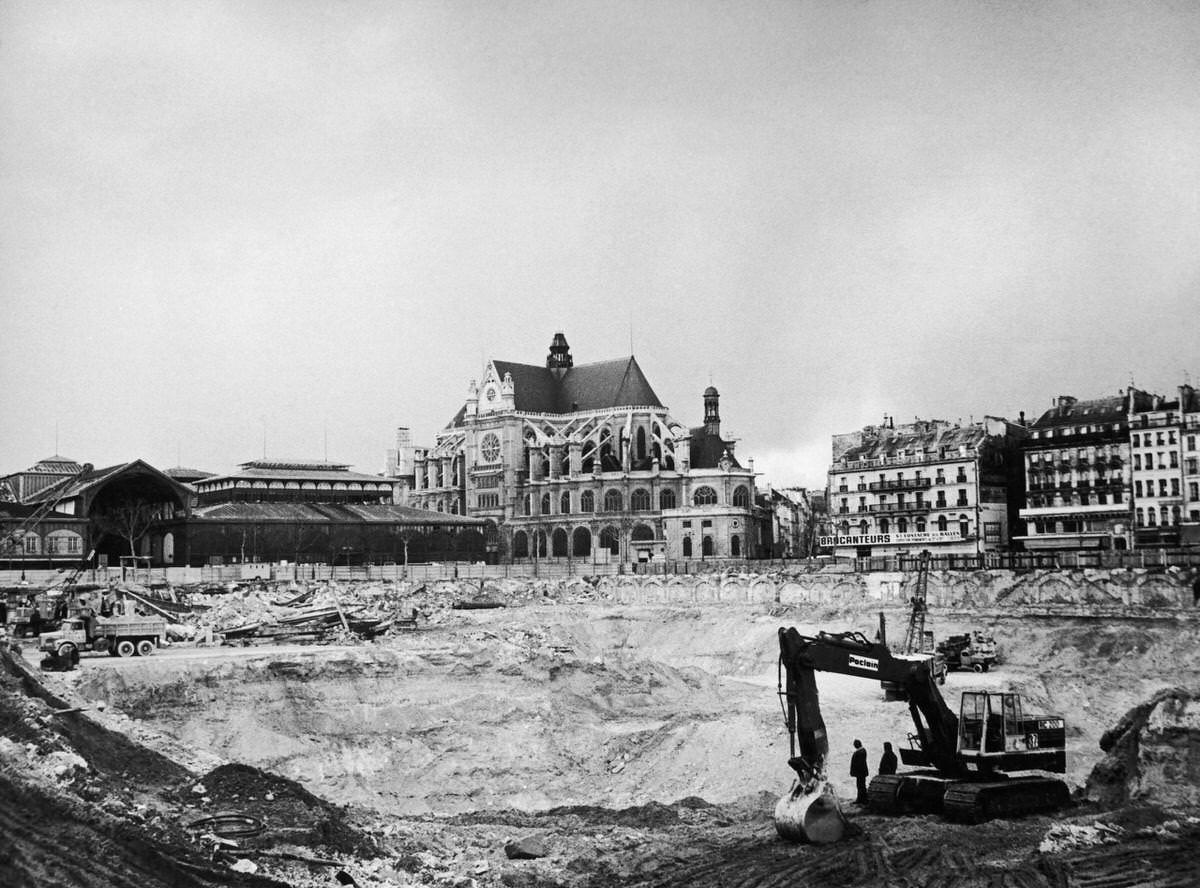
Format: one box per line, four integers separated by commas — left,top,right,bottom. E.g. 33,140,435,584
0,769,290,888
0,644,292,888
1085,686,1200,810
187,762,377,857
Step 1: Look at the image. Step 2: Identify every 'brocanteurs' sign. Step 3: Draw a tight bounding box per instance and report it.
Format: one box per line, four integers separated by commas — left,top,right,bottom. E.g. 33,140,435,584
817,530,963,547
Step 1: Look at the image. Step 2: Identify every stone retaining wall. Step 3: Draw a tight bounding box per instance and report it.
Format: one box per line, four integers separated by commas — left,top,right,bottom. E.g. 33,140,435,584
457,567,1199,614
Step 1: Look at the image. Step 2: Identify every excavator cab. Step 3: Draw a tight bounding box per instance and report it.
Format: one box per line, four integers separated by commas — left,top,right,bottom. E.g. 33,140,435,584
956,691,1066,774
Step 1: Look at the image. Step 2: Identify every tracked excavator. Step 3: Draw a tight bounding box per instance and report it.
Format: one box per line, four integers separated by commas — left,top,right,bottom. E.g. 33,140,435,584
774,626,1068,843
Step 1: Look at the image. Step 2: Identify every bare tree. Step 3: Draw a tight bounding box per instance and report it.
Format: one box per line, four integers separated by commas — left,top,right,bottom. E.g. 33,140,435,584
92,498,160,556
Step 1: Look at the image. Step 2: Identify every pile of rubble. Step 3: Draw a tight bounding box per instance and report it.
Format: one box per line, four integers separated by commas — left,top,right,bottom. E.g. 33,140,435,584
1085,686,1200,810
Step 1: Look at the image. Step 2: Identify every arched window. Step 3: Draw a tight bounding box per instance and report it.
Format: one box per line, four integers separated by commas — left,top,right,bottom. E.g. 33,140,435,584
513,531,529,558
732,486,750,509
600,526,620,555
879,518,890,534
859,521,869,536
1147,509,1157,526
552,528,568,557
631,488,651,511
604,489,623,512
702,536,714,557
1160,506,1169,525
682,536,693,557
561,491,571,515
581,490,595,512
897,517,908,533
959,515,970,538
659,489,676,510
1136,508,1144,527
840,521,850,535
631,524,654,541
915,517,926,533
1172,506,1181,525
572,527,591,557
731,534,741,556
541,493,551,515
693,486,717,506
937,515,948,532
636,427,647,460
437,500,445,512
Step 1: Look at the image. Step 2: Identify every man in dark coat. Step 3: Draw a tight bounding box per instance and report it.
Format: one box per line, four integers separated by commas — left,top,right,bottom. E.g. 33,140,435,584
879,741,898,776
850,739,869,803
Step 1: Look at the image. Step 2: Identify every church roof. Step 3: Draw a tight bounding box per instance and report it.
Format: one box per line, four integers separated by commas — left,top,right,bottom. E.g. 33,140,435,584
688,427,742,469
448,356,664,427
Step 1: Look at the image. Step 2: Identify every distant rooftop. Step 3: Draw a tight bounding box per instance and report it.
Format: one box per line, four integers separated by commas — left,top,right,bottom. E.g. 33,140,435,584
164,466,216,482
239,459,352,471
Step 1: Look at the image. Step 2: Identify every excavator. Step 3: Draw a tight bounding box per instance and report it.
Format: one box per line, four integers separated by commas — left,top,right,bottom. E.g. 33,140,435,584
774,625,1069,843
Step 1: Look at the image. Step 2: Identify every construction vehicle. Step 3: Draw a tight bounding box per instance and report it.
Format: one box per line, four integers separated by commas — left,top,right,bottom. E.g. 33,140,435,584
38,603,166,660
774,626,1068,842
937,631,998,673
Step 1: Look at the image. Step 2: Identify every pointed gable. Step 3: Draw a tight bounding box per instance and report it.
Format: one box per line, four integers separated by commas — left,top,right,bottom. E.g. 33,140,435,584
560,357,663,412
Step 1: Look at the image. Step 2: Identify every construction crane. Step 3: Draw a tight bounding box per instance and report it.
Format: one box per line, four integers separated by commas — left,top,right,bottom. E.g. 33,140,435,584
902,549,931,654
2,464,93,582
2,463,94,548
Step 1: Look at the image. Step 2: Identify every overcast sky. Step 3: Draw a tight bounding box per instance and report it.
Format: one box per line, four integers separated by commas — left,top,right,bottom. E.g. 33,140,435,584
2,0,1198,489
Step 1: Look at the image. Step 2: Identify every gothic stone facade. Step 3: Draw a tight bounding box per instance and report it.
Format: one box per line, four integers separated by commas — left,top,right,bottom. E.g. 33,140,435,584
405,334,758,563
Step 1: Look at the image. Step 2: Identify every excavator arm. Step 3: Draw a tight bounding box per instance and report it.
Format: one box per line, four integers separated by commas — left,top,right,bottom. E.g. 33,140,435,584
777,626,963,779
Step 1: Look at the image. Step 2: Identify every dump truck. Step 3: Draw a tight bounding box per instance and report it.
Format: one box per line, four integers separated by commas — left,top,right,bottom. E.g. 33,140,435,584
38,612,167,660
937,631,998,673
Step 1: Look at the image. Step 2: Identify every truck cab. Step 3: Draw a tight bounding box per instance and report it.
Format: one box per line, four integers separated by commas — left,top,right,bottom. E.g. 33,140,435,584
38,619,90,659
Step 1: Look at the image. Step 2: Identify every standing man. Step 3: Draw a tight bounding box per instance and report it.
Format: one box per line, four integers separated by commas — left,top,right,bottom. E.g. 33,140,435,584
850,739,869,803
879,741,898,776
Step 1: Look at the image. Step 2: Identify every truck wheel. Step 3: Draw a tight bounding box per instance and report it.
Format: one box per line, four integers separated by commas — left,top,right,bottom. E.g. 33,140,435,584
115,639,135,658
136,640,155,657
981,663,990,673
972,663,984,673
57,643,77,660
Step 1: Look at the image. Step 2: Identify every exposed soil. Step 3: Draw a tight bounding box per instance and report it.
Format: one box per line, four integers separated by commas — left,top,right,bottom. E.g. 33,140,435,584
3,578,1200,887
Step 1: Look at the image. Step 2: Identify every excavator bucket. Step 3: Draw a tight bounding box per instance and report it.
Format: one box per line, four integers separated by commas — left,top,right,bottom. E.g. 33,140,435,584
774,779,846,844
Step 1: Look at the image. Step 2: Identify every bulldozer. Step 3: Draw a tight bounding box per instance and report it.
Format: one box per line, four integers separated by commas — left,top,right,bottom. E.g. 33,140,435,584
773,627,1068,844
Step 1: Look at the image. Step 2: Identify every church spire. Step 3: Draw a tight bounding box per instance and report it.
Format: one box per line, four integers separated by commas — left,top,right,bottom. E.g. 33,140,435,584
547,331,573,375
703,385,720,436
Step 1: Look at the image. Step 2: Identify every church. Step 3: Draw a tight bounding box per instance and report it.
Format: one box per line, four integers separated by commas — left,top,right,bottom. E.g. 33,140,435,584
400,333,761,564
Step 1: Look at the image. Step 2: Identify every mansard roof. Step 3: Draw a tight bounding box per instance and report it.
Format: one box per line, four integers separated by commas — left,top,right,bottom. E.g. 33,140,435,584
837,420,989,464
1029,394,1130,430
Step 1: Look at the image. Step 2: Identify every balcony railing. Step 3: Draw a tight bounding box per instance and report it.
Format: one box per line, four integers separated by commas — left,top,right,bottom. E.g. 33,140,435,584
867,477,933,492
868,501,932,513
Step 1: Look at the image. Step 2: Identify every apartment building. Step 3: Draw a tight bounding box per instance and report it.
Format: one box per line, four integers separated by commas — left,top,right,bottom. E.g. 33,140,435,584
1017,391,1154,551
1129,384,1200,547
822,416,1026,558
